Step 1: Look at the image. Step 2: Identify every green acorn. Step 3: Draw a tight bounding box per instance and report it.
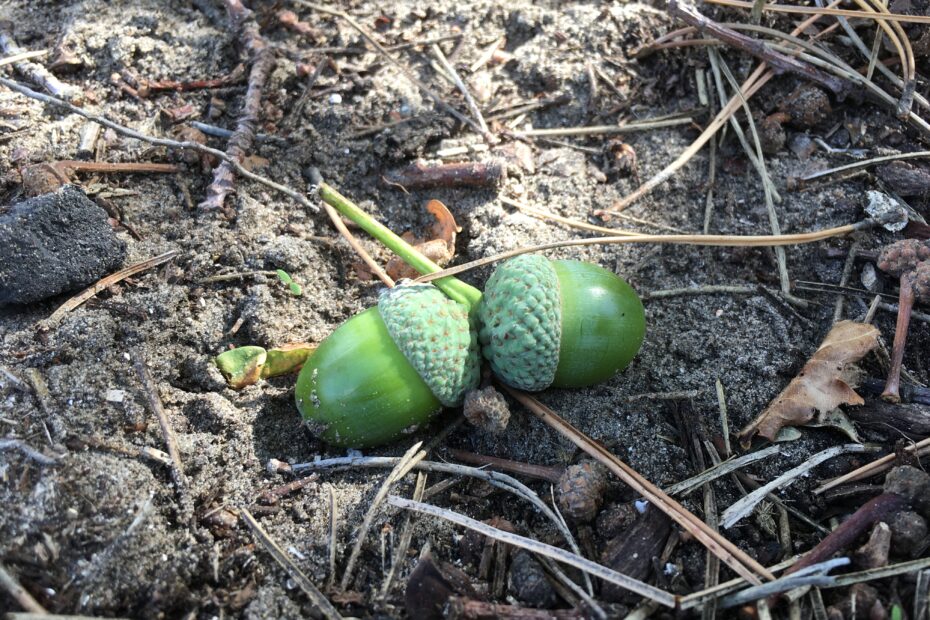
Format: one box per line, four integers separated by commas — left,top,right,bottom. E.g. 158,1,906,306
478,254,645,391
295,284,480,447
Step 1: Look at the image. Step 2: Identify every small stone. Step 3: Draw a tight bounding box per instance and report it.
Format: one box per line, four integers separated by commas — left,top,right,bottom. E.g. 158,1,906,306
883,465,930,516
861,262,879,292
508,550,557,608
888,510,927,556
0,185,126,305
104,389,125,403
328,93,342,104
866,193,909,233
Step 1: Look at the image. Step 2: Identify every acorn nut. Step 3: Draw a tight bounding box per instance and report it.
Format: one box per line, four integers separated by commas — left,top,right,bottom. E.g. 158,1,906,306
295,284,480,448
477,254,646,390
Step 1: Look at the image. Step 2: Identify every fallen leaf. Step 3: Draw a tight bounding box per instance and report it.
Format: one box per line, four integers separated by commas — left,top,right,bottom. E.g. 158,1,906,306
386,199,459,280
738,320,879,448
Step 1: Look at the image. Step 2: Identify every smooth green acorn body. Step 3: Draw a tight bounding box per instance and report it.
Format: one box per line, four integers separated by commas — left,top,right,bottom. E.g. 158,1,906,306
478,255,645,391
296,285,479,448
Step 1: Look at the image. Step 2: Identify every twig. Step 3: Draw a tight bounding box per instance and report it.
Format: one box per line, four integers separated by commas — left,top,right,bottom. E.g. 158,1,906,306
815,436,930,493
44,250,179,325
501,197,643,237
707,48,790,296
431,44,492,141
721,559,850,608
296,1,483,134
0,439,59,465
511,117,692,138
0,23,79,101
504,387,774,584
191,121,285,144
388,496,677,607
72,435,173,468
665,445,780,496
642,284,757,299
777,493,905,583
240,508,343,620
383,159,504,189
412,223,866,283
323,203,394,288
720,444,872,528
0,49,47,67
671,1,848,96
834,558,930,590
1,77,321,214
340,441,423,590
326,484,338,591
793,151,930,188
380,472,426,599
131,348,189,506
706,0,930,24
0,563,47,613
290,456,588,578
882,274,915,402
199,0,276,212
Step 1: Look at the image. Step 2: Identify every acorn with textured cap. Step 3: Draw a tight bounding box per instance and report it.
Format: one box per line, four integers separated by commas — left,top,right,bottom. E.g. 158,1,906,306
478,254,646,391
296,284,480,447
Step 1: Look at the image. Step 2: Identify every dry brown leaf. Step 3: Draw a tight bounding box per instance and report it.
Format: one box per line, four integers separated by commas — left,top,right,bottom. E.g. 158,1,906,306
386,199,459,280
738,320,879,448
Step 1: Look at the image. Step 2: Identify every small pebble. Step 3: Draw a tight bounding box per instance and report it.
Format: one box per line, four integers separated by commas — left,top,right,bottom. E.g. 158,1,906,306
104,389,125,403
508,550,557,608
328,93,342,104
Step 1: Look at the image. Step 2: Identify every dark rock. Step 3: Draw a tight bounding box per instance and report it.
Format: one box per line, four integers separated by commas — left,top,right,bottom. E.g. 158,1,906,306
888,510,928,556
884,465,930,516
508,550,557,608
0,185,125,305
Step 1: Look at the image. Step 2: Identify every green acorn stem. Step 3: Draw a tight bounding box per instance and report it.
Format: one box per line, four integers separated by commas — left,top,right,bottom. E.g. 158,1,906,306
318,182,482,310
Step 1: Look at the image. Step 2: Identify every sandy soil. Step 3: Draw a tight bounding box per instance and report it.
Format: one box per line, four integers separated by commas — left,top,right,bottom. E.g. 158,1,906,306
1,0,928,617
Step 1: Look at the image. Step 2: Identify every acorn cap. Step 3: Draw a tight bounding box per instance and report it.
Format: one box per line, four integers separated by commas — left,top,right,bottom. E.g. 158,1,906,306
379,284,480,406
477,254,561,391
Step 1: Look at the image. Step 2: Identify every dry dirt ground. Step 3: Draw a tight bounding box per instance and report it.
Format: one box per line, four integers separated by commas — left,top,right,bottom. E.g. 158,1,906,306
1,0,929,618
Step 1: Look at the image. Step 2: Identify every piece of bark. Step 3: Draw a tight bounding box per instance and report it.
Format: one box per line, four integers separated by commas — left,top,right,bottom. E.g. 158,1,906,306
849,400,930,437
199,0,276,213
383,159,505,189
600,504,672,603
877,161,930,196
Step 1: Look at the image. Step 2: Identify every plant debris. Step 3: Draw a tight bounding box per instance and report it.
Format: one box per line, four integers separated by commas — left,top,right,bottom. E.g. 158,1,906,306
738,321,880,446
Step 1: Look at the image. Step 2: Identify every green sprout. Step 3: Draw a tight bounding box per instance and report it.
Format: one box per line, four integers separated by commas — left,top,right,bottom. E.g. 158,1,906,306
275,269,302,296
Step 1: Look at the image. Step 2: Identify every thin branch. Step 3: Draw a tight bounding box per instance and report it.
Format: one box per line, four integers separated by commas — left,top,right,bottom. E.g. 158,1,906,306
814,436,930,494
323,203,395,287
240,508,343,620
0,78,320,213
340,441,423,590
412,222,866,283
0,49,47,67
0,563,47,613
44,250,179,325
388,496,677,607
706,0,930,25
665,444,781,496
504,387,775,584
431,44,492,141
511,117,692,138
720,444,872,528
200,0,276,212
0,23,79,100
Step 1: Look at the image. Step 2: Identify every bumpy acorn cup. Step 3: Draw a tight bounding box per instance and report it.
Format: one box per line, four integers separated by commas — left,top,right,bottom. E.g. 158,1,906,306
295,285,480,448
478,254,645,391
